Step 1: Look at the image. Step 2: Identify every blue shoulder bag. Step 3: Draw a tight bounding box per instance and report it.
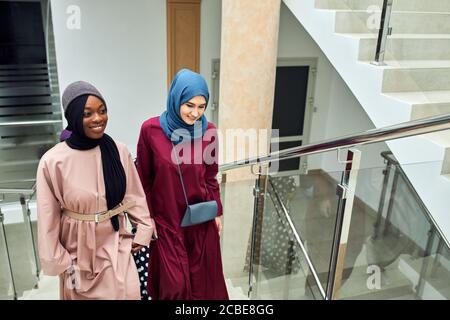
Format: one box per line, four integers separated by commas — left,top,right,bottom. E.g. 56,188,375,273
173,145,218,227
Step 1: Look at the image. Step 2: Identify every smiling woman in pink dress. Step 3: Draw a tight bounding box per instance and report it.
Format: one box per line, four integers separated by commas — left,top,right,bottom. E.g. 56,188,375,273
36,81,155,300
137,69,228,300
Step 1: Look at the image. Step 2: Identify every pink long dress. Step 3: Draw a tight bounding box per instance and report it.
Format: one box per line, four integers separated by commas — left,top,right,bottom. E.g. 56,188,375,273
36,140,153,300
137,116,228,300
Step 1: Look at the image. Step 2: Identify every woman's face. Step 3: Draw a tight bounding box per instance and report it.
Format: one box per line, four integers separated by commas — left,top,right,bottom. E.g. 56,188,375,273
179,95,206,125
83,95,108,139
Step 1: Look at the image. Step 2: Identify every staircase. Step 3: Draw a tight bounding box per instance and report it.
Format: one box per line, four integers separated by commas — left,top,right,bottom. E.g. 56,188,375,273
0,1,63,300
19,274,248,300
19,273,58,300
0,2,62,191
283,0,450,240
0,64,61,189
398,253,450,299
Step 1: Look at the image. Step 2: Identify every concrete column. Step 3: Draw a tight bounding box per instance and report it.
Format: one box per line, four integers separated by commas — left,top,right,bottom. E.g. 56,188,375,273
218,0,281,180
218,0,281,285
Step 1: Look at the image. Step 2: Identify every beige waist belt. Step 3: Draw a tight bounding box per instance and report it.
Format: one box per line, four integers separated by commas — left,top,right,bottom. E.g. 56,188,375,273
63,201,136,223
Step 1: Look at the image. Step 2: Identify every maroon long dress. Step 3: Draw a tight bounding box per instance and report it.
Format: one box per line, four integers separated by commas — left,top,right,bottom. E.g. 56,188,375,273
136,116,228,300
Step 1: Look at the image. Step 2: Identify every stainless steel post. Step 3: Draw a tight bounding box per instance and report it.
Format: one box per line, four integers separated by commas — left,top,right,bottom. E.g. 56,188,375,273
372,0,394,66
327,148,362,300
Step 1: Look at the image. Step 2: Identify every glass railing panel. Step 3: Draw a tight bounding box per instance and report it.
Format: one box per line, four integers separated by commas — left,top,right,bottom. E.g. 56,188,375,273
0,182,36,204
415,227,450,299
0,208,15,300
8,225,38,298
332,150,450,300
0,195,39,299
219,166,260,298
255,190,328,299
249,187,310,300
247,150,348,299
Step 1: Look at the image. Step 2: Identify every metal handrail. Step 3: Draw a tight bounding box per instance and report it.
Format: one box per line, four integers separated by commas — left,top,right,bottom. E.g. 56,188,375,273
381,151,450,249
0,178,36,184
0,188,36,196
268,179,327,299
219,113,450,172
0,181,36,196
0,120,62,127
381,150,398,165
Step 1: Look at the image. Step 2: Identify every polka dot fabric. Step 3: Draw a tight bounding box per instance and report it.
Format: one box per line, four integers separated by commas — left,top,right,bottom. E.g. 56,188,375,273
259,176,302,276
130,159,151,300
132,228,151,300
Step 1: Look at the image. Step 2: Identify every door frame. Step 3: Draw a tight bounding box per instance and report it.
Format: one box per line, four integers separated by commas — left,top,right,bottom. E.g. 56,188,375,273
210,59,220,126
210,57,317,176
270,58,317,177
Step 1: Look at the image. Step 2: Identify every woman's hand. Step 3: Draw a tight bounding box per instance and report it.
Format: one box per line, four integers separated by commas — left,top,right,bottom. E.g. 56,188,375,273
131,218,158,253
215,217,222,236
131,242,144,254
150,218,158,240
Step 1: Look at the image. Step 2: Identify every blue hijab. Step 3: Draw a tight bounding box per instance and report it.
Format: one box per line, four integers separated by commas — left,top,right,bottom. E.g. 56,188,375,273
160,69,209,144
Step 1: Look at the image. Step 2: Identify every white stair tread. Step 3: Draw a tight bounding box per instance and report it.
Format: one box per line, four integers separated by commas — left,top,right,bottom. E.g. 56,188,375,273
369,60,450,69
338,268,414,299
340,33,450,39
20,275,59,300
332,9,450,15
226,278,249,300
330,10,450,15
23,290,59,300
384,90,450,104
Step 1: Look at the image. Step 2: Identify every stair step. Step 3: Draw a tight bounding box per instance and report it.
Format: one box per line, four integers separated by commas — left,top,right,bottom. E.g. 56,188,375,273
315,0,450,12
398,256,450,299
250,273,311,299
386,90,450,105
385,90,450,121
335,11,450,34
374,100,450,167
256,287,312,300
400,255,450,292
19,274,59,300
336,265,415,299
341,284,417,300
225,279,250,300
227,272,311,299
21,289,59,300
382,67,450,93
356,35,450,61
380,60,450,69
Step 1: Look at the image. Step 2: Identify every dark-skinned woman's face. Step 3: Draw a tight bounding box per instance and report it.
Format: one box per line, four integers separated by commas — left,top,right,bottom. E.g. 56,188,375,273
82,95,108,139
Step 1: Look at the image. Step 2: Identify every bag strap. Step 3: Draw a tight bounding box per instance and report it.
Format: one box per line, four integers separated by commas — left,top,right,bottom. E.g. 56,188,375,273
172,144,189,206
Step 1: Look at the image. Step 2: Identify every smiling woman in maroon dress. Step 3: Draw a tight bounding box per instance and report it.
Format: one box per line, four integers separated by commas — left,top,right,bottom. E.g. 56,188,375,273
137,69,228,300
